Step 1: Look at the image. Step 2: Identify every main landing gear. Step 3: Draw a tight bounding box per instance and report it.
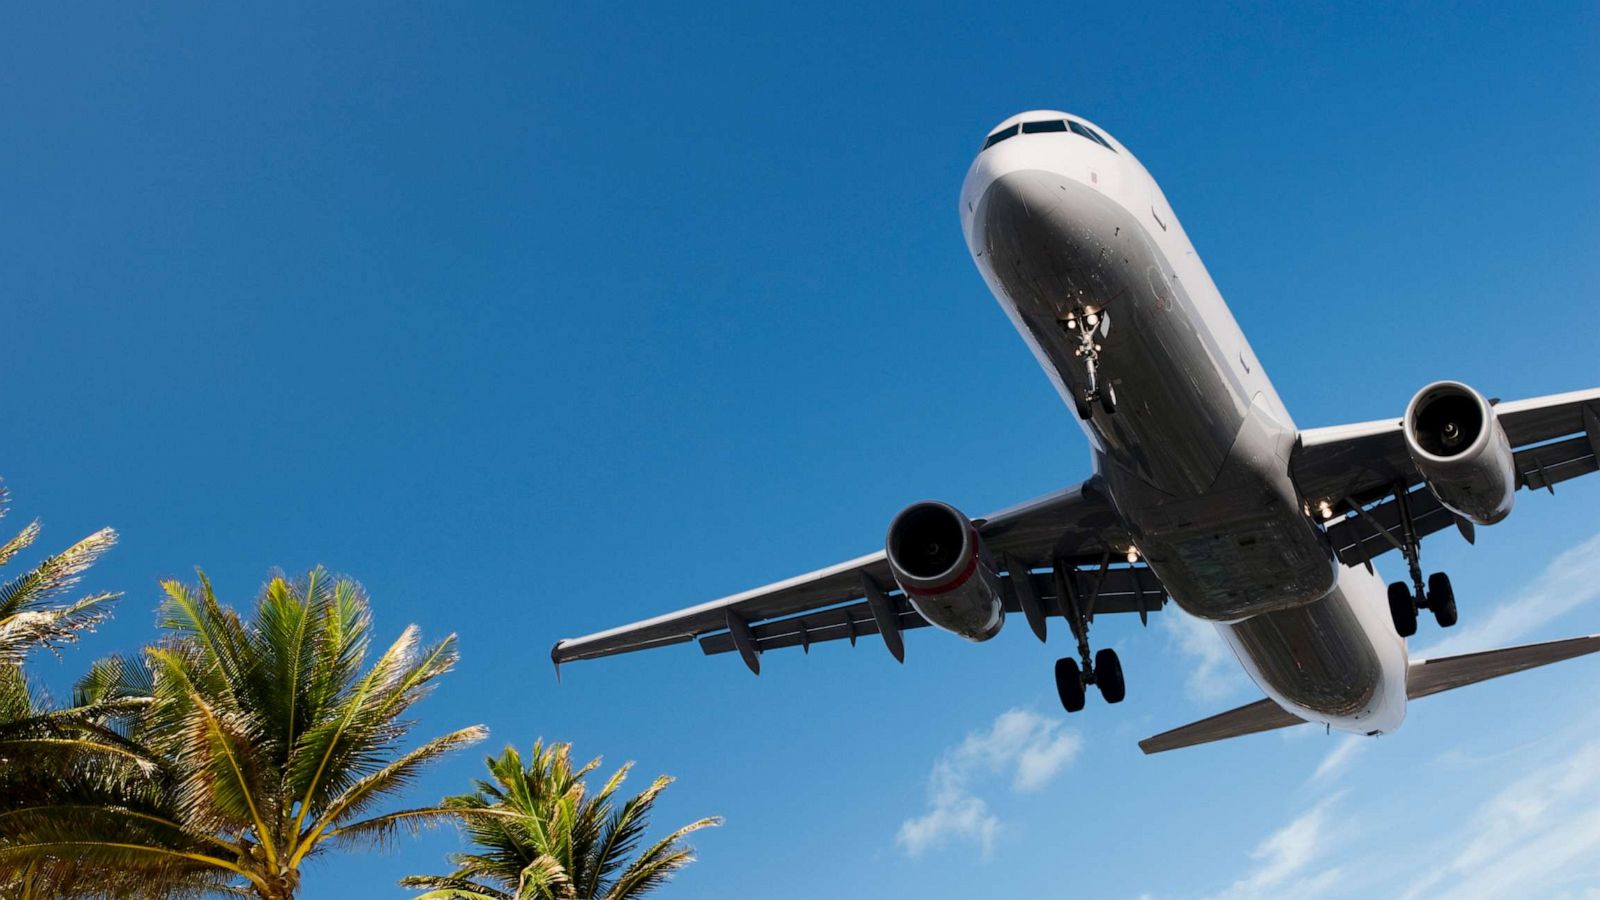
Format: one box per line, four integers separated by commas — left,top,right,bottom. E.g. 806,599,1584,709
1384,486,1459,638
1061,309,1116,419
1051,557,1126,713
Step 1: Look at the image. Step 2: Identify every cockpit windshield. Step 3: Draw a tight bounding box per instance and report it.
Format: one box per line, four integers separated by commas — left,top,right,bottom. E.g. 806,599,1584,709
982,119,1116,153
982,124,1020,149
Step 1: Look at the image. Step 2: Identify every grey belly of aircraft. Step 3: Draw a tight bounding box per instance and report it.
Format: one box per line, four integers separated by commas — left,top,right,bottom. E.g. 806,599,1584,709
976,170,1382,718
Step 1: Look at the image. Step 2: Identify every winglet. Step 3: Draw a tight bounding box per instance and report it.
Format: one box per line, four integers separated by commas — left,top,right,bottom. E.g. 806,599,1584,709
550,641,564,684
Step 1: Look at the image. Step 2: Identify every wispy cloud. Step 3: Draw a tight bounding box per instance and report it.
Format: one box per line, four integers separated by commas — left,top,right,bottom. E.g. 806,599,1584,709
1205,530,1600,900
897,708,1080,860
1160,609,1248,704
1212,794,1345,900
1398,736,1600,899
1414,530,1600,659
1310,736,1368,784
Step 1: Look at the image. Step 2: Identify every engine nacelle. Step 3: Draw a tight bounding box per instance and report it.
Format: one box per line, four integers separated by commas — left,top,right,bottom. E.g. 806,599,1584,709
885,501,1005,642
1403,381,1516,526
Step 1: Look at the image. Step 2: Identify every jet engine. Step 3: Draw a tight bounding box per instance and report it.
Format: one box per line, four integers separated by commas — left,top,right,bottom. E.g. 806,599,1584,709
1403,381,1516,525
884,501,1005,641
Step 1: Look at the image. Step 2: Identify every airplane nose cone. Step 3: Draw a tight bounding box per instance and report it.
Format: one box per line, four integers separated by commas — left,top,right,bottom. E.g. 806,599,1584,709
975,170,1067,245
973,170,1105,313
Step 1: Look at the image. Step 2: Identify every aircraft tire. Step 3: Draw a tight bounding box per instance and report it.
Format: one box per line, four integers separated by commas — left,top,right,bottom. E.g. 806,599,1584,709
1100,383,1117,415
1055,657,1086,713
1074,390,1094,420
1388,581,1417,638
1429,572,1458,628
1095,648,1126,704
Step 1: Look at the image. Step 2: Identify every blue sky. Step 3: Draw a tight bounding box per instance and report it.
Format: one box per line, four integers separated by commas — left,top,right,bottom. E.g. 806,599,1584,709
4,2,1599,897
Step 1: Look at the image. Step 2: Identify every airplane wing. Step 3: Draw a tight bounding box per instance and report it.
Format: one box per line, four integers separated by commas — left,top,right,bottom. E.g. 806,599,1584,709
1291,387,1600,569
552,478,1168,673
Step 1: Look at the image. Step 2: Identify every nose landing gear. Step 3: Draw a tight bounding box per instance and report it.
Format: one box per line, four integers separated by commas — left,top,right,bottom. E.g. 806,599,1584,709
1051,556,1127,713
1061,309,1116,419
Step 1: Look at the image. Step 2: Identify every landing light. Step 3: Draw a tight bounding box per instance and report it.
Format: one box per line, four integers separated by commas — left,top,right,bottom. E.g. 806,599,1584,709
1065,318,1077,330
1086,313,1100,327
1317,500,1334,520
1126,548,1139,563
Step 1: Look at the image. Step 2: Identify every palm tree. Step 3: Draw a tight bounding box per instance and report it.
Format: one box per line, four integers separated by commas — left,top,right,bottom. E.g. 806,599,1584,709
0,482,119,666
0,568,487,899
0,482,125,899
402,741,720,900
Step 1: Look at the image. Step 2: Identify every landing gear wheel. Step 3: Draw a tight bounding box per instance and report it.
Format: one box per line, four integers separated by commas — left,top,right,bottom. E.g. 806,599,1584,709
1099,382,1118,415
1055,657,1086,713
1094,648,1125,704
1388,581,1418,638
1428,572,1458,628
1074,390,1093,421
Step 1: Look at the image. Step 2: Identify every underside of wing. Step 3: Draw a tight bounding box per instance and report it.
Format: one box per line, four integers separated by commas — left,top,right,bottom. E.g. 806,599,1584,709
1293,386,1600,568
551,478,1161,672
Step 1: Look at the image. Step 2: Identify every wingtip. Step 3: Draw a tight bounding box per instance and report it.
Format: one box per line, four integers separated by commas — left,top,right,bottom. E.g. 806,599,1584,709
550,640,565,683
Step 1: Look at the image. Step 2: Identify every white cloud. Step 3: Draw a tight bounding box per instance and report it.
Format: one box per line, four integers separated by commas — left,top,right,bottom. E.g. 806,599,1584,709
1398,736,1600,900
1414,531,1600,659
1160,609,1248,703
1212,794,1344,900
897,708,1081,860
1199,530,1600,900
1310,736,1368,784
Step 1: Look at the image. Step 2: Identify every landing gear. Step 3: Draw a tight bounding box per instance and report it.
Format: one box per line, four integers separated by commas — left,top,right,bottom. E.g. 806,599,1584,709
1054,650,1124,711
1387,581,1418,638
1095,648,1125,704
1055,657,1086,712
1062,308,1116,418
1051,556,1127,712
1383,486,1458,637
1428,572,1458,628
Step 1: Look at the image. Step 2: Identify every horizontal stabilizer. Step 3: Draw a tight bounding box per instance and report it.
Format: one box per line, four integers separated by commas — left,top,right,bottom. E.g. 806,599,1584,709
1406,633,1600,699
1139,633,1600,754
1138,698,1305,754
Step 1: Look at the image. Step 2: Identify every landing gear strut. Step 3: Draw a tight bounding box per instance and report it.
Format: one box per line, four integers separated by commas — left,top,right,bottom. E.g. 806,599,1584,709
1384,486,1458,637
1062,309,1115,419
1052,555,1126,712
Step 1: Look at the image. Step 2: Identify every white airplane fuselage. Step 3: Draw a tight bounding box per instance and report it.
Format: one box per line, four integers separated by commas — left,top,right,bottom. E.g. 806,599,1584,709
960,111,1408,736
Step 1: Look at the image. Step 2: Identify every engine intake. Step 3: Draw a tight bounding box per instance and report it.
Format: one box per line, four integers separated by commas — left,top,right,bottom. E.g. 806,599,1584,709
885,501,1005,642
1403,381,1515,525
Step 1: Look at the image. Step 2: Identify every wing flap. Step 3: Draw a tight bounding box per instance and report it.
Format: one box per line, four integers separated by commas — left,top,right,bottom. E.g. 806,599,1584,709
697,565,1169,657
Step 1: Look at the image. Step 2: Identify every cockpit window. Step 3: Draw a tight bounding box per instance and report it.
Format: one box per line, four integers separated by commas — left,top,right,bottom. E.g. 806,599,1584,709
1021,120,1068,134
1069,121,1115,151
982,124,1020,149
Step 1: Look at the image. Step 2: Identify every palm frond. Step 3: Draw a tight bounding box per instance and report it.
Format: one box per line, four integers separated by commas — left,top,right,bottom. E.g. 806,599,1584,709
0,519,40,569
405,742,719,900
0,527,116,621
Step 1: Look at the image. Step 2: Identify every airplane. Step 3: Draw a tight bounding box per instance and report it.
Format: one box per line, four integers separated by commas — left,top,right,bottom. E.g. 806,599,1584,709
552,110,1600,753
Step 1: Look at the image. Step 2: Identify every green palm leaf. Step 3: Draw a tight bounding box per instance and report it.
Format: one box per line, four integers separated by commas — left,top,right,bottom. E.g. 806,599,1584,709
0,567,483,899
406,742,720,899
